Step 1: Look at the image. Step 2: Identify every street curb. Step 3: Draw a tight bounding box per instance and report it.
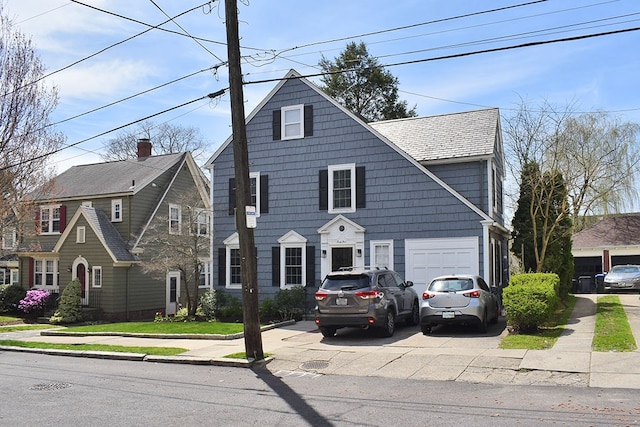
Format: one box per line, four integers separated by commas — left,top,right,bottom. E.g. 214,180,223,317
0,345,275,367
39,319,296,340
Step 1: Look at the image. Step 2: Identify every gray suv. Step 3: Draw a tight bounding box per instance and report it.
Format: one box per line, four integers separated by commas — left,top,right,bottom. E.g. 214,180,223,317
314,267,419,337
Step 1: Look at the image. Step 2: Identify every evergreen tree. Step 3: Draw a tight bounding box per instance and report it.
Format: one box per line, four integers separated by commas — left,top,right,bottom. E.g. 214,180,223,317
318,42,417,122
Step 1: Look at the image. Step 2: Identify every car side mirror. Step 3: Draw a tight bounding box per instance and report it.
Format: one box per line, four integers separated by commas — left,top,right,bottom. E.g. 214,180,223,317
405,281,414,287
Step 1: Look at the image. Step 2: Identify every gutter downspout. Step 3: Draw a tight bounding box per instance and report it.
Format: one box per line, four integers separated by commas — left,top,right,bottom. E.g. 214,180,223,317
209,164,215,288
481,220,494,284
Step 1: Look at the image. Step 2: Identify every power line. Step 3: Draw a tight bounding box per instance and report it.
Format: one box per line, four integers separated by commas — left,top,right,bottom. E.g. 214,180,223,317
1,1,214,98
0,89,228,171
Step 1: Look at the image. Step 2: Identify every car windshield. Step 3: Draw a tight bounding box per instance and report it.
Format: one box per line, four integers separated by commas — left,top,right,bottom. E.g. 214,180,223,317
611,266,640,274
322,275,371,291
429,278,474,292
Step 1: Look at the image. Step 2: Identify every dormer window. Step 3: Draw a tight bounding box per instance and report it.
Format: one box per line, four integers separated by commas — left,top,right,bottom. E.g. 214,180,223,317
112,199,122,222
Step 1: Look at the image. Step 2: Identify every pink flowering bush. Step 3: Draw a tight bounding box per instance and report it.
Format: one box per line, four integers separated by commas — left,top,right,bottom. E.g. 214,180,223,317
18,289,51,317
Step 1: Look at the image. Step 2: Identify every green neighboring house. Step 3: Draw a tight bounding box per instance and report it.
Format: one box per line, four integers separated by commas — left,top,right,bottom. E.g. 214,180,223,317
16,140,211,321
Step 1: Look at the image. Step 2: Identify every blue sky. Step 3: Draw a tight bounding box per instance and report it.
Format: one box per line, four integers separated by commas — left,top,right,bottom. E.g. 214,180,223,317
5,0,640,174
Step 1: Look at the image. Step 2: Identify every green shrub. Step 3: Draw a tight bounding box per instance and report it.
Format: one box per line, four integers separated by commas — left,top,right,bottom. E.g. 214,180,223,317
0,284,26,314
259,298,278,321
50,279,83,324
273,286,306,320
217,293,243,320
503,273,560,333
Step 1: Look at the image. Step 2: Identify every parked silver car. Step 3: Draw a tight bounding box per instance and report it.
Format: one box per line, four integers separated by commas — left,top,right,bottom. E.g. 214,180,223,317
419,275,499,334
314,267,419,338
604,265,640,292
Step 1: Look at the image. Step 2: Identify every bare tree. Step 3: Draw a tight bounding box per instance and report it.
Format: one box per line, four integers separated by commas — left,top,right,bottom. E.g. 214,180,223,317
504,98,640,232
101,121,208,163
137,192,210,317
1,5,64,246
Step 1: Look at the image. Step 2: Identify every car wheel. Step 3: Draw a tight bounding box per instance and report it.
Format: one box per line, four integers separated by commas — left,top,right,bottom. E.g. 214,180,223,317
406,300,419,326
421,325,432,335
380,310,395,337
478,310,488,333
319,327,336,338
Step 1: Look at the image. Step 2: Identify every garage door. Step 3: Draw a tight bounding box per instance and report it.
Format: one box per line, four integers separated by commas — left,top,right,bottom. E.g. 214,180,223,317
405,237,479,297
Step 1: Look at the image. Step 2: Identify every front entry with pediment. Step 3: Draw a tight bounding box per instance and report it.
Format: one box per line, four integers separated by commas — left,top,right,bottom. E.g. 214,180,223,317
318,215,366,279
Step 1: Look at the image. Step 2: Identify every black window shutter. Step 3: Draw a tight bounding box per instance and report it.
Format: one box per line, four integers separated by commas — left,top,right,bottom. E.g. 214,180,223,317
228,178,236,215
260,175,269,214
272,110,281,141
304,105,313,137
272,247,280,286
319,169,328,210
306,246,316,287
356,166,366,209
218,248,226,286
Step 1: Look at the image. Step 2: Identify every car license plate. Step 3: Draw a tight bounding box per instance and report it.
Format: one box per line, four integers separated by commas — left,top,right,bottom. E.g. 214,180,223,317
336,298,348,306
442,311,455,319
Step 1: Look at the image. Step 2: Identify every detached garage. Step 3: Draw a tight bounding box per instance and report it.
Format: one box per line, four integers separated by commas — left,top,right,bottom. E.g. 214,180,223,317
405,237,480,296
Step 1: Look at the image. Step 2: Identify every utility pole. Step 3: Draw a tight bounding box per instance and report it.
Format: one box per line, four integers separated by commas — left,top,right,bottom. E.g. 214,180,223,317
224,0,264,360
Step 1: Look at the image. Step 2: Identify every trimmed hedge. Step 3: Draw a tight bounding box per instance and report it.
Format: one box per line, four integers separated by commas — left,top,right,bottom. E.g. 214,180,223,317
503,273,560,333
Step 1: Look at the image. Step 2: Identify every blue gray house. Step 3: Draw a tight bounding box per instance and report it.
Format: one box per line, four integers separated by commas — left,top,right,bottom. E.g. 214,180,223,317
204,69,509,302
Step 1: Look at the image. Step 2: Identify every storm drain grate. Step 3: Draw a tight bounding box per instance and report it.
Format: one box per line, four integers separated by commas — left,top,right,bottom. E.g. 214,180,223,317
30,383,72,392
300,360,330,370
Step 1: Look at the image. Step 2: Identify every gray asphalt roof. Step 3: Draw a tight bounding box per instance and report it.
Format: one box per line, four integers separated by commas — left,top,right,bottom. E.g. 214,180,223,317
369,108,499,162
38,153,185,199
80,207,137,262
573,214,640,248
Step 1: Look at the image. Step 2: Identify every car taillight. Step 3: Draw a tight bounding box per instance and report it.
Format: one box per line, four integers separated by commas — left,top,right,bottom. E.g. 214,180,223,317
422,292,436,300
355,290,383,300
315,291,328,301
463,290,481,298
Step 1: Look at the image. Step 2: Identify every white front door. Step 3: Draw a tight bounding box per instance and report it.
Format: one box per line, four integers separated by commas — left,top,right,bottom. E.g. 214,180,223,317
166,272,181,315
405,237,479,297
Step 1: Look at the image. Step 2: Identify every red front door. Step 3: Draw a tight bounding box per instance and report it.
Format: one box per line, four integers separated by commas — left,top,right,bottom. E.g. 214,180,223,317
76,264,86,299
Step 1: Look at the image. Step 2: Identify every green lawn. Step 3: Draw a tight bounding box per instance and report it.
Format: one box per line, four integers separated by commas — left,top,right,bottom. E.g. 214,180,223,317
63,321,245,335
0,314,24,324
0,339,187,356
0,324,60,332
593,295,637,352
500,295,577,350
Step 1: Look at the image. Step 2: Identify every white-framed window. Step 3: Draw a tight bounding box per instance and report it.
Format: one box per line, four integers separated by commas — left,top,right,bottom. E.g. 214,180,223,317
223,233,241,289
10,269,19,286
92,266,102,288
2,227,17,250
191,209,209,236
198,260,212,289
111,199,122,222
328,163,356,213
39,205,61,234
278,231,307,289
249,172,261,217
76,226,86,244
169,204,181,235
281,104,304,140
34,258,59,289
370,240,394,270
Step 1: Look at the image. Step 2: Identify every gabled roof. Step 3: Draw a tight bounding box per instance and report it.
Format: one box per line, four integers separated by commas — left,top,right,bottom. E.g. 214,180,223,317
204,69,499,224
368,108,499,163
573,214,640,249
54,206,137,264
35,153,186,200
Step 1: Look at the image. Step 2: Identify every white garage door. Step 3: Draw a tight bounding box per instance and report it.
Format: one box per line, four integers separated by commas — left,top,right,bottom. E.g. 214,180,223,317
405,237,479,297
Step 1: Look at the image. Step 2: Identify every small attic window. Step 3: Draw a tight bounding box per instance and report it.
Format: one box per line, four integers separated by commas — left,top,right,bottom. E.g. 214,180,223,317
272,105,313,140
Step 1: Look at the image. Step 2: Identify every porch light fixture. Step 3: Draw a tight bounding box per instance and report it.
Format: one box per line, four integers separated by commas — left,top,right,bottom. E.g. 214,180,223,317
357,249,362,257
321,250,327,258
67,266,72,272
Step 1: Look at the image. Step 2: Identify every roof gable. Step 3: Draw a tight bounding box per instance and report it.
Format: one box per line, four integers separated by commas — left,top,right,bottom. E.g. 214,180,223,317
573,214,640,248
54,206,137,263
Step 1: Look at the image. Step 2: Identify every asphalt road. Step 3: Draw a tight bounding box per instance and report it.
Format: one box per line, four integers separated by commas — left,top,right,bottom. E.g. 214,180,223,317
2,351,640,426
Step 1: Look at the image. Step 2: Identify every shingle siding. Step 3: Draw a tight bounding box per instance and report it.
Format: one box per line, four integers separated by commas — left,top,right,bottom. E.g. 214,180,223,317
211,77,490,297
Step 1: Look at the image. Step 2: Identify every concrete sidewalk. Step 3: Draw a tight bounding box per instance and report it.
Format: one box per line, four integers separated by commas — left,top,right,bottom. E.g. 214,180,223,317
2,294,640,389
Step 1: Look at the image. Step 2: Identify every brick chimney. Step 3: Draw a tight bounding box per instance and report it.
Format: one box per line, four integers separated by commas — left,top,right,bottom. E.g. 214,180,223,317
137,138,152,158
